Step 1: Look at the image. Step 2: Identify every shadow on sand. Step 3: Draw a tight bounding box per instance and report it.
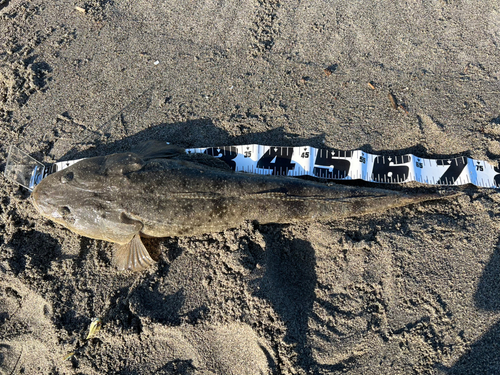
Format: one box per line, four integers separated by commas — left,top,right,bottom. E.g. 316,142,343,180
253,228,318,372
445,241,500,374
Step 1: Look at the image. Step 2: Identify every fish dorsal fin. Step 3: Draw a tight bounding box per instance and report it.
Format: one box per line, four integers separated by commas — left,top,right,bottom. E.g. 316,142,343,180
132,140,185,161
102,153,144,175
114,234,156,272
176,152,234,171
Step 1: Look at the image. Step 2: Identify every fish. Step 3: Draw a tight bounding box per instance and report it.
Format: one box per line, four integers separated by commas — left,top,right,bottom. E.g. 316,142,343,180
32,141,457,272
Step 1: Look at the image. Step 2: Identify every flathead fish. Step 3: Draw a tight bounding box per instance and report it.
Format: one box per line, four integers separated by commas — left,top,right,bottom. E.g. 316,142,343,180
32,141,456,271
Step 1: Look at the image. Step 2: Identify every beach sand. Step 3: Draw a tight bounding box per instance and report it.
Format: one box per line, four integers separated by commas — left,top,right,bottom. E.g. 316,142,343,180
1,0,500,373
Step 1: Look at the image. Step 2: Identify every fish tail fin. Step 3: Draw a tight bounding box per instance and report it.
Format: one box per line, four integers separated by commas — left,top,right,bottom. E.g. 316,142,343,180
114,234,156,272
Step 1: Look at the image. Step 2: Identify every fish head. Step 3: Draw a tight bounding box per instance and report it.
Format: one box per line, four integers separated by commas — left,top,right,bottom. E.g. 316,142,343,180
31,153,144,244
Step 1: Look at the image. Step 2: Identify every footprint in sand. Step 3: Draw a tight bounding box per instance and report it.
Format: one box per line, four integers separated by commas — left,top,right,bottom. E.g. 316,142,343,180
417,113,468,155
0,275,63,374
95,322,274,374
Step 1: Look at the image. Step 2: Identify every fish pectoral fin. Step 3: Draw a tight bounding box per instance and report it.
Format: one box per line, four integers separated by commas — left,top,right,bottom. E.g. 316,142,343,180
113,234,156,272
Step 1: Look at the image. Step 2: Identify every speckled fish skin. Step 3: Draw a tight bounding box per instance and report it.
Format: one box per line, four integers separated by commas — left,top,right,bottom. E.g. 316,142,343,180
31,142,454,271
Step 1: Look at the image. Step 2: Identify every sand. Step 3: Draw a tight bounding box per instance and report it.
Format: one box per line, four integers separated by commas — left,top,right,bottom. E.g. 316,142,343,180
1,0,500,374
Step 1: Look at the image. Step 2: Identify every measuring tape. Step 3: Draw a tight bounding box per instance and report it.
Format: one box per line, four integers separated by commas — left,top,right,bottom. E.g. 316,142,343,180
187,145,499,188
5,144,500,191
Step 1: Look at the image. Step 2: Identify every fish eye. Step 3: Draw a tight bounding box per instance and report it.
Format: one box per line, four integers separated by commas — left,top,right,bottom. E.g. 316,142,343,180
59,206,71,217
61,172,74,183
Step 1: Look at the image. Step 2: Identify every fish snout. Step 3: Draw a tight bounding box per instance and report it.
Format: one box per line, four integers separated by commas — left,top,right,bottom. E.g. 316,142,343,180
31,186,59,219
31,186,43,211
31,187,46,214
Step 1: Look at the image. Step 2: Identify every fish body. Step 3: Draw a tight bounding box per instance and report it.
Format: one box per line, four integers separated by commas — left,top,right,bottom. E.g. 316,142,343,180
32,141,455,271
